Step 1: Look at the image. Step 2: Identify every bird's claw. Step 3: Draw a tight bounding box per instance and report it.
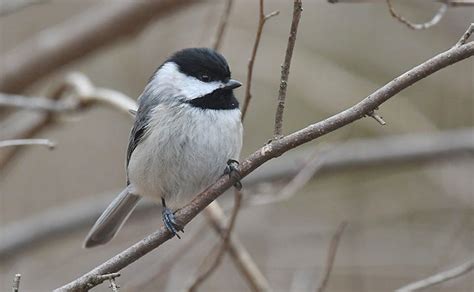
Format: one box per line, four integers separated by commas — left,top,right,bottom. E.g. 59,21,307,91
161,198,183,239
225,159,242,190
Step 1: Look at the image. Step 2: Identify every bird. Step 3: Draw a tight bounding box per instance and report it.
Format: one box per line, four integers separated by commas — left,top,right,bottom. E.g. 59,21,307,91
84,48,243,248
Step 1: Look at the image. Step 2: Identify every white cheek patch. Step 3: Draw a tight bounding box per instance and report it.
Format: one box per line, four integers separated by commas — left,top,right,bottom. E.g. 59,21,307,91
152,62,223,101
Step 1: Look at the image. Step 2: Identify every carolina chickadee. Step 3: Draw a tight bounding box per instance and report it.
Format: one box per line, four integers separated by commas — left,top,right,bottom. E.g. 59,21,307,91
84,48,243,248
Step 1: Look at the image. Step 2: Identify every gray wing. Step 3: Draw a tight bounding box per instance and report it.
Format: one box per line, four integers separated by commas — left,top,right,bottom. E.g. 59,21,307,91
126,91,161,177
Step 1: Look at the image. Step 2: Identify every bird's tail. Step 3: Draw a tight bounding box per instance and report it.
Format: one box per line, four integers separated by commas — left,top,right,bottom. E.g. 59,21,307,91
83,187,141,248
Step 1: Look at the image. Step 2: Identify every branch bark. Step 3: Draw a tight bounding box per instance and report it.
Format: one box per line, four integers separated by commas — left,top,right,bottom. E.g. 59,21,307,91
55,25,474,292
0,0,201,93
273,0,302,138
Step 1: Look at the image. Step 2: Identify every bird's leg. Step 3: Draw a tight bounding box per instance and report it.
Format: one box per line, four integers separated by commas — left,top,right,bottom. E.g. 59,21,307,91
161,197,183,239
225,159,242,190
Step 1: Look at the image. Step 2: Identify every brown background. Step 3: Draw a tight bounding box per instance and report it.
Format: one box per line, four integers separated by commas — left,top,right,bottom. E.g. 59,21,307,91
1,0,473,291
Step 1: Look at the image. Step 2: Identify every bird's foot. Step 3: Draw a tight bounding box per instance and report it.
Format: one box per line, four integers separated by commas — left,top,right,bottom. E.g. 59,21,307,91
161,198,184,239
225,159,242,190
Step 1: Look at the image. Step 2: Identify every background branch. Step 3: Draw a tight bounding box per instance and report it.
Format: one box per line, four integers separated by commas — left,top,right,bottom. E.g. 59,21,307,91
55,25,474,292
0,0,202,93
0,138,55,149
396,258,474,292
211,0,234,51
316,222,347,292
386,0,448,30
0,93,77,112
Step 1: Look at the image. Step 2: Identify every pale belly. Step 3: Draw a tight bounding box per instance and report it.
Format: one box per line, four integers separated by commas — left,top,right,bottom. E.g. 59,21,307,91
127,105,242,209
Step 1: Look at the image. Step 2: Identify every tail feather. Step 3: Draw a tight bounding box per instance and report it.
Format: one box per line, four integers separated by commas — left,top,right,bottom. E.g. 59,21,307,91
83,187,141,248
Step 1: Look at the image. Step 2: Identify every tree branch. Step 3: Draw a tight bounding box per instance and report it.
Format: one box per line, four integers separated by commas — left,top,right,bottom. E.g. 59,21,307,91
386,0,448,30
55,24,474,292
396,258,474,292
273,0,302,138
455,23,474,47
241,0,279,121
0,0,202,93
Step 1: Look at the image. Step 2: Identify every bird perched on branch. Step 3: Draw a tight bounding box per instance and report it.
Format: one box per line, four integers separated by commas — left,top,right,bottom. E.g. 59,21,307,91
84,48,243,247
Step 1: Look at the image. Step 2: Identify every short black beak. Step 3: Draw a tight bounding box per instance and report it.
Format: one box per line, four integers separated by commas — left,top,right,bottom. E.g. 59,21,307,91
223,79,242,90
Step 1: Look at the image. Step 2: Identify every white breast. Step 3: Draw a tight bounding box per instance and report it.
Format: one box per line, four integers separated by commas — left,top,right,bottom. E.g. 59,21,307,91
127,104,242,209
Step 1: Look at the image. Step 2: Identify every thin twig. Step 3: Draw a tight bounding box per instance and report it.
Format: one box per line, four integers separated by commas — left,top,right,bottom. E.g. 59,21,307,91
211,0,234,51
0,138,55,149
386,0,448,30
455,23,474,47
316,222,347,292
88,273,121,291
396,258,474,292
241,0,279,120
55,25,474,292
366,110,387,125
108,277,120,292
12,274,21,292
273,0,303,138
188,190,243,292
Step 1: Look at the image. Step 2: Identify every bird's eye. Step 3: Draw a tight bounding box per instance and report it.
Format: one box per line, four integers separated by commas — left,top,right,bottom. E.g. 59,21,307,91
200,75,210,82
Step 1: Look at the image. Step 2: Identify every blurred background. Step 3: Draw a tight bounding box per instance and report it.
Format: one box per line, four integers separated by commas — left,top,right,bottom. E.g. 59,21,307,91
0,0,473,291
